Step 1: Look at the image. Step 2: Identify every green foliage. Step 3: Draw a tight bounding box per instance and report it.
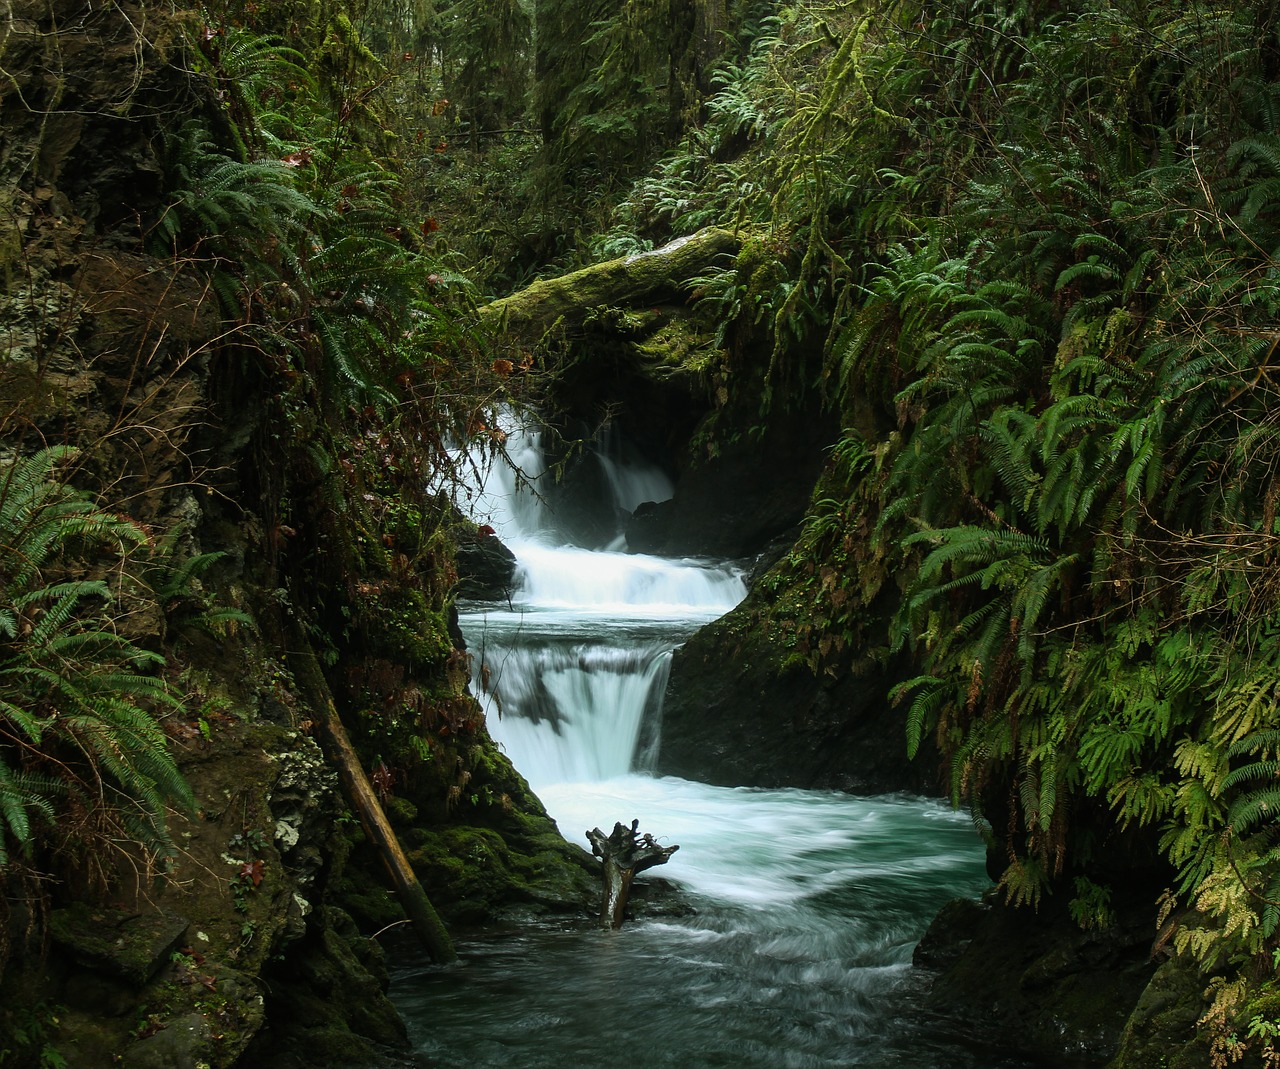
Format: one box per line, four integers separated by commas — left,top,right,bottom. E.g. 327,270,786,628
0,1001,67,1069
1069,876,1117,932
533,0,695,181
597,1,1280,1055
155,16,500,429
441,0,530,152
0,448,192,871
137,529,254,639
152,119,319,316
401,0,778,289
113,0,1280,1056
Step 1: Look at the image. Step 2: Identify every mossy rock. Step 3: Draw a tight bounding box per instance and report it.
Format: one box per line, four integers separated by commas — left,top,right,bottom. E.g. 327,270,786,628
54,959,267,1069
1107,956,1215,1069
48,904,189,986
406,824,593,924
923,895,1158,1065
248,907,409,1067
360,585,454,667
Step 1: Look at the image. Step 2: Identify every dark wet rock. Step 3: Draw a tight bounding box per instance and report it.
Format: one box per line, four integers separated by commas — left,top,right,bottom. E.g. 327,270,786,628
62,970,140,1018
122,1012,212,1069
624,498,673,554
455,532,517,599
917,893,1158,1066
49,904,189,986
913,897,985,971
1108,954,1213,1069
247,906,410,1066
658,613,937,793
627,398,836,559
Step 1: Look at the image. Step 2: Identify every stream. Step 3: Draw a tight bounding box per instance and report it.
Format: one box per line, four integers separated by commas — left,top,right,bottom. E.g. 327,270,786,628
390,425,1036,1068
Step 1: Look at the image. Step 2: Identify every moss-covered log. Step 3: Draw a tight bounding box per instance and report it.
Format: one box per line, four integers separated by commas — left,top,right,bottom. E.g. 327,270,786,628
481,227,741,339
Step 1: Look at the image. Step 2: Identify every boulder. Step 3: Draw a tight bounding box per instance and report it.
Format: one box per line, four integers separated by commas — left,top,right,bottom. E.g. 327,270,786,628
658,616,938,793
49,904,189,986
454,530,518,599
916,892,1159,1065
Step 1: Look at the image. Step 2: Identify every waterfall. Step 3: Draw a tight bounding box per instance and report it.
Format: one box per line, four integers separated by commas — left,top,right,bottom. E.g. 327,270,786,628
469,641,672,783
400,417,998,1069
458,418,744,789
595,422,674,547
453,423,554,544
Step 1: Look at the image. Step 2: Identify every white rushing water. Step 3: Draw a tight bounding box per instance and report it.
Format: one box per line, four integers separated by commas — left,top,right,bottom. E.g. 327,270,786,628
393,420,1009,1069
458,419,745,788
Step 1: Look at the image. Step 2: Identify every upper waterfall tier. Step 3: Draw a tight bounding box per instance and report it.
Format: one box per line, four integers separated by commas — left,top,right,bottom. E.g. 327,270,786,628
454,416,746,613
511,544,744,616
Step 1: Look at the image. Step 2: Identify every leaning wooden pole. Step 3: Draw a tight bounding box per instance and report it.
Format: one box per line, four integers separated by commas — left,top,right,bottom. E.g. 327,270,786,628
290,635,456,963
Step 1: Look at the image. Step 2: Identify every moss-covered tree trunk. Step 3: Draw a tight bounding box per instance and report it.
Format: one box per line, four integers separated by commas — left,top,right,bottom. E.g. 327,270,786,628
481,227,740,338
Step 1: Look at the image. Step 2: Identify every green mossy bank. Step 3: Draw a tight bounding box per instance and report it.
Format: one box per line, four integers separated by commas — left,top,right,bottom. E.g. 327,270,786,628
0,0,596,1064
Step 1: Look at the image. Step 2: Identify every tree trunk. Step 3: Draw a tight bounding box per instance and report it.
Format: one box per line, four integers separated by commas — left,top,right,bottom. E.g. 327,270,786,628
289,632,456,963
480,226,740,339
694,0,727,90
586,820,679,929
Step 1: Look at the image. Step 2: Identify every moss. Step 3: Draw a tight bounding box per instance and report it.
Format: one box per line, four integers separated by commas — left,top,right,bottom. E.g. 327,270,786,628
360,585,454,667
248,907,407,1066
1108,957,1214,1069
48,904,189,986
634,312,721,378
403,822,593,924
481,227,741,338
331,877,403,934
383,795,418,827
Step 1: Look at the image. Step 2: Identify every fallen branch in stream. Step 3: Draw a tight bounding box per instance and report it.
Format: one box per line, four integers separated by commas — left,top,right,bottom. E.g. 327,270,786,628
587,820,679,929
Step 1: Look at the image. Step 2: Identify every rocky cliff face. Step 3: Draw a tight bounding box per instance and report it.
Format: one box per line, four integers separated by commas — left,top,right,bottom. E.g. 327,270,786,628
1,0,211,527
0,2,597,1064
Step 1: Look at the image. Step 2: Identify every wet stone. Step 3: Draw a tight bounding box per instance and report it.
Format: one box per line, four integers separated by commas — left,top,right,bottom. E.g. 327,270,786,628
49,903,189,985
121,1012,211,1069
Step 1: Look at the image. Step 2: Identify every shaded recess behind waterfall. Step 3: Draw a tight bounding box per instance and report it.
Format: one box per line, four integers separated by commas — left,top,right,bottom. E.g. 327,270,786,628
511,271,929,791
497,356,933,795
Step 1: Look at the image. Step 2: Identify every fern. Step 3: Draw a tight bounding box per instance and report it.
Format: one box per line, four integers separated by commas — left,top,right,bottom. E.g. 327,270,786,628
0,764,57,866
153,121,320,315
0,451,193,867
892,675,948,760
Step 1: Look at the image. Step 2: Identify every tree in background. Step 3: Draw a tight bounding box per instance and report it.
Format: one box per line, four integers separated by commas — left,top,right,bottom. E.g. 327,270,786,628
532,0,729,183
443,0,532,151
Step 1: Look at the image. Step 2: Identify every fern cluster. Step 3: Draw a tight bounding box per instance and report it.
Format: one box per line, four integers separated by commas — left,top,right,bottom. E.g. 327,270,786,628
593,0,1280,1057
0,448,193,882
148,3,532,797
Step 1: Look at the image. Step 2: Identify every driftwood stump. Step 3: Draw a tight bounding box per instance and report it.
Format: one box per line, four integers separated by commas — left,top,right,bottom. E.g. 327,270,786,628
587,820,679,929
